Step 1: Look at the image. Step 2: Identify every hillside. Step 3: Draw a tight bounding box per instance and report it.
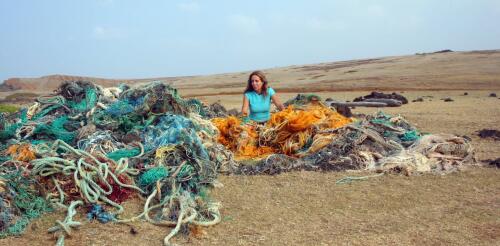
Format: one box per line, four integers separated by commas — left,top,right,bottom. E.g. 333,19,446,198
2,50,500,99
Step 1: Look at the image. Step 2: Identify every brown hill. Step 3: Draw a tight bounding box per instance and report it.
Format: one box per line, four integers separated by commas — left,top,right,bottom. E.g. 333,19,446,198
2,49,500,98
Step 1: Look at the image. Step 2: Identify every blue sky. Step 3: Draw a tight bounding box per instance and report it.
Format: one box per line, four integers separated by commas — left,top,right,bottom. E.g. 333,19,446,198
1,0,499,81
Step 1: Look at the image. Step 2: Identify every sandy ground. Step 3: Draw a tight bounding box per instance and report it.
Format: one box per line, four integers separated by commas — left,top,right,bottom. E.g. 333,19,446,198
2,89,499,246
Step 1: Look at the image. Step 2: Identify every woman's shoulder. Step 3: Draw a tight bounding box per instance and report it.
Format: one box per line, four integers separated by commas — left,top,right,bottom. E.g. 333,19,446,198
244,90,258,100
267,87,276,95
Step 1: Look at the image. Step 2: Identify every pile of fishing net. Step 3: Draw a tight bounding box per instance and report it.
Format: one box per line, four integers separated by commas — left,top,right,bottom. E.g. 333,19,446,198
211,94,475,175
0,80,476,245
0,81,234,245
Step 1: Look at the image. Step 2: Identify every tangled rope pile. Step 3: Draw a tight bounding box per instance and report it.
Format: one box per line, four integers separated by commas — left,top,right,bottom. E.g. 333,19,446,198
0,81,476,245
212,98,353,159
212,94,475,175
0,81,231,245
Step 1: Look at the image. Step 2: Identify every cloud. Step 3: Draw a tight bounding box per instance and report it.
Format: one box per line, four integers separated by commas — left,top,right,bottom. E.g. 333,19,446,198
177,2,200,13
306,18,347,31
92,26,125,40
228,15,261,35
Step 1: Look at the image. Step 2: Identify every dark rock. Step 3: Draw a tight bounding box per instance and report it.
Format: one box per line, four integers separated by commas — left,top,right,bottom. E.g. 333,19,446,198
463,92,468,96
489,93,497,97
416,50,453,55
362,98,402,107
443,98,454,102
490,158,500,168
477,129,500,140
332,105,352,118
433,49,453,53
482,158,500,168
412,97,424,102
353,91,408,104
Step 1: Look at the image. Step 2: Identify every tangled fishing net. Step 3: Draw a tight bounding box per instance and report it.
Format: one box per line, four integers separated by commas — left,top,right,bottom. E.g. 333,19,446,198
211,94,475,175
0,81,476,245
0,81,230,245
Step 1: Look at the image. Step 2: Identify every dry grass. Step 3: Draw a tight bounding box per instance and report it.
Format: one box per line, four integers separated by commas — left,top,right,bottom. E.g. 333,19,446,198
5,168,498,246
203,168,500,246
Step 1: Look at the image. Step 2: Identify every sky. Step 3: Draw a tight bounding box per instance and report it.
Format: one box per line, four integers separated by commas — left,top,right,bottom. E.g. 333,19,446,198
1,0,499,81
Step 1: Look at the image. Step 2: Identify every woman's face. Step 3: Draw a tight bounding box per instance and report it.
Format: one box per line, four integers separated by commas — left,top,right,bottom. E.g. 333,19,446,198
251,75,263,92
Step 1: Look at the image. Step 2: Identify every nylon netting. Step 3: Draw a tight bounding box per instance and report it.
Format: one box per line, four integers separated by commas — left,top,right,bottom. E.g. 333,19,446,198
0,82,476,245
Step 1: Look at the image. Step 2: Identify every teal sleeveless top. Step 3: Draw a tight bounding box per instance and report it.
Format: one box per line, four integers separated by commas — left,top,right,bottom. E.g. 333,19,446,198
244,88,275,122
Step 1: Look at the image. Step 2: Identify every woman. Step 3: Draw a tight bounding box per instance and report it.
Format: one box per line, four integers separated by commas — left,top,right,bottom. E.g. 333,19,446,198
241,71,285,123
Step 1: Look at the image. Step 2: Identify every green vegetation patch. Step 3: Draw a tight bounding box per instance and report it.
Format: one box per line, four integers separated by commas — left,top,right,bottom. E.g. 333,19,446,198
5,92,39,101
0,104,19,113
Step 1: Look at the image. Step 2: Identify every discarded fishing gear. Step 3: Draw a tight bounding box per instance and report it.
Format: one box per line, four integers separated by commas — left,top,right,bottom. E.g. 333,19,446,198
212,95,475,176
0,80,228,245
213,98,353,160
0,82,478,245
0,160,52,238
86,204,115,223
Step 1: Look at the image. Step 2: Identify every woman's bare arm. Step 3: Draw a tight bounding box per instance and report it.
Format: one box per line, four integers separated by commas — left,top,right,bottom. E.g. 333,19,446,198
241,94,250,116
271,94,285,111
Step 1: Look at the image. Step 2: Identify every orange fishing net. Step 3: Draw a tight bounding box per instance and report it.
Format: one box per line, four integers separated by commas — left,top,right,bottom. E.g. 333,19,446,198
212,103,353,159
6,143,36,162
211,116,276,159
